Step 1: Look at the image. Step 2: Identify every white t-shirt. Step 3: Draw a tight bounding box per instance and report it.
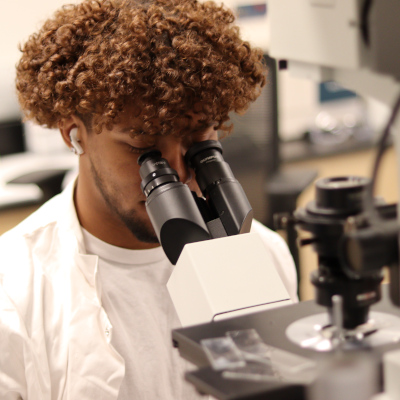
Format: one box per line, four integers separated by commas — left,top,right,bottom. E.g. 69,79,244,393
82,228,203,400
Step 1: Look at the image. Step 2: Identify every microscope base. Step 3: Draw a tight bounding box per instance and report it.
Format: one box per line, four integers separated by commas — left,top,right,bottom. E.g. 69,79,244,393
172,284,400,400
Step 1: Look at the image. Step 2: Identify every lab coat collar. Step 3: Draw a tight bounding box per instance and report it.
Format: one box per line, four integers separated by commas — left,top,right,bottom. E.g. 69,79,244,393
57,177,99,289
57,176,87,254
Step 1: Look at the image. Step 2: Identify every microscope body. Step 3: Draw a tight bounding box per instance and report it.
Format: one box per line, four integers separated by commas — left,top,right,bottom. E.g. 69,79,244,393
138,140,292,326
167,232,292,326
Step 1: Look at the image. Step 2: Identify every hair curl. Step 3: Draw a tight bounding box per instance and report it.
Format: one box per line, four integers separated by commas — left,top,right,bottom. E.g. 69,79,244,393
16,0,266,135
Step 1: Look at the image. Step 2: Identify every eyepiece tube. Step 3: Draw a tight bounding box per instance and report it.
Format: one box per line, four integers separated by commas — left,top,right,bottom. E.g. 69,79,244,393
138,150,180,197
138,150,210,264
185,140,253,235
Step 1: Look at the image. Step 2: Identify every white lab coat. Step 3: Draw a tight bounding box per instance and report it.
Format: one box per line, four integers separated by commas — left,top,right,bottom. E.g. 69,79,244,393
0,179,298,399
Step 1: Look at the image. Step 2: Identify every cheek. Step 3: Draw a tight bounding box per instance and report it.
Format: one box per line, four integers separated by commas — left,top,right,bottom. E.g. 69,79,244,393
98,154,143,195
117,165,143,195
86,136,147,200
105,147,141,178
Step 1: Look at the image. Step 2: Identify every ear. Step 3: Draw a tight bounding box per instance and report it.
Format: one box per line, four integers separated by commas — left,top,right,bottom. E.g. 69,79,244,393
69,128,84,155
59,117,86,155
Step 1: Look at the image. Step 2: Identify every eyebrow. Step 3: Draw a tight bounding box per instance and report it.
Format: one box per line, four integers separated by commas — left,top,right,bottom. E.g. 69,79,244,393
118,127,144,135
117,121,216,136
186,122,217,136
194,122,216,131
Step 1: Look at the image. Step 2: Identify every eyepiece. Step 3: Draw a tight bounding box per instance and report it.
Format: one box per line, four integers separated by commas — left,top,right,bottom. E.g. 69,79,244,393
138,150,179,197
184,140,223,169
138,150,161,166
184,140,231,196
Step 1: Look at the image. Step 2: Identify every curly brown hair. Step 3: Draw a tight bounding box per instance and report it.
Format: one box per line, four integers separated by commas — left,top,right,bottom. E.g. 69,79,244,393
16,0,266,135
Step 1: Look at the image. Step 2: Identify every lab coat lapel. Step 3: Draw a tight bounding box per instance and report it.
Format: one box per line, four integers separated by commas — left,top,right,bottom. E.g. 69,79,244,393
65,252,125,399
59,180,125,399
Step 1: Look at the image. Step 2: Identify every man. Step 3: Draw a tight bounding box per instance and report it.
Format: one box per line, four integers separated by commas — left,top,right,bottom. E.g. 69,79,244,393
0,0,298,398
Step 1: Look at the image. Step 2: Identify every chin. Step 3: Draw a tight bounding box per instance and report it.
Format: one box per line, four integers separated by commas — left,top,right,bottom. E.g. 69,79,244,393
120,212,159,244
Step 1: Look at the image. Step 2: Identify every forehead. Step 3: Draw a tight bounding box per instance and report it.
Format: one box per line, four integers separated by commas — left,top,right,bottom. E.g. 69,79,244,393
114,103,214,137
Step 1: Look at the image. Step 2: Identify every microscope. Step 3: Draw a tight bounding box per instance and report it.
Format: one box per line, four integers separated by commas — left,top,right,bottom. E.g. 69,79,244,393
280,176,400,355
138,140,292,326
288,176,398,326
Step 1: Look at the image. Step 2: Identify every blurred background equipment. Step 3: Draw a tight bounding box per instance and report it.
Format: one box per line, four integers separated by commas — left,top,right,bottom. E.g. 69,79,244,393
0,0,80,232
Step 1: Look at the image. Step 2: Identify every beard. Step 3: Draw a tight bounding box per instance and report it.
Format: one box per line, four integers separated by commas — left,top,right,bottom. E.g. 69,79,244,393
90,160,159,244
118,211,159,244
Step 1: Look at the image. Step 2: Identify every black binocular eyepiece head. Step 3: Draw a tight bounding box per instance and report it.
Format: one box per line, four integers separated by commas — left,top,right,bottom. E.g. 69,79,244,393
137,139,253,264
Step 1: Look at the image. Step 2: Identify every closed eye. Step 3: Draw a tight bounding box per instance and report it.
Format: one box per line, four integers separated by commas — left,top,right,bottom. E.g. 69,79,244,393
126,144,156,154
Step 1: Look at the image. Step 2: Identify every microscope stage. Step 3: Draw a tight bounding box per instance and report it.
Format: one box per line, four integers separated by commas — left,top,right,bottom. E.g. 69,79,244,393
286,311,400,352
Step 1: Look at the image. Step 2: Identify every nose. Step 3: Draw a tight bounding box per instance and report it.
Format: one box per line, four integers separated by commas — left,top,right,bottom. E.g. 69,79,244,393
162,139,192,185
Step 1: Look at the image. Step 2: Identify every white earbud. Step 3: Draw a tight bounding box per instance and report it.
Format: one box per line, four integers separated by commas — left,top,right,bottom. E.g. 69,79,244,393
69,128,84,155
